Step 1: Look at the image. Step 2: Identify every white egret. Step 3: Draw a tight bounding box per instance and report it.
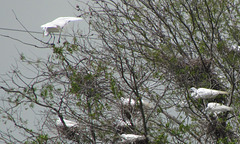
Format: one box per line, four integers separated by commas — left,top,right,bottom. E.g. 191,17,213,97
56,118,77,127
190,87,228,99
205,102,233,114
120,134,145,141
121,97,136,106
121,97,154,109
41,17,83,43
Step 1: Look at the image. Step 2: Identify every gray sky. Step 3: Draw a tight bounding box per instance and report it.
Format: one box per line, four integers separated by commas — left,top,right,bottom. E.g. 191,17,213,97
0,0,82,74
0,0,87,141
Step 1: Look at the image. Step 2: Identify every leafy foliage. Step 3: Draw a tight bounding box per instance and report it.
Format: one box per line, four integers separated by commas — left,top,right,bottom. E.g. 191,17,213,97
1,0,240,143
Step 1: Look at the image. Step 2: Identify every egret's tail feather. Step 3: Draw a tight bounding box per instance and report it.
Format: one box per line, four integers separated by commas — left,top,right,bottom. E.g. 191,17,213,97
218,90,229,95
228,107,234,111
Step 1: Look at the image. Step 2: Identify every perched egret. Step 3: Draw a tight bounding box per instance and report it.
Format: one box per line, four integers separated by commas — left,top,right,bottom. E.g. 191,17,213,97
205,102,233,114
121,97,154,109
121,97,136,106
56,118,77,127
120,134,145,141
41,17,83,43
190,87,228,99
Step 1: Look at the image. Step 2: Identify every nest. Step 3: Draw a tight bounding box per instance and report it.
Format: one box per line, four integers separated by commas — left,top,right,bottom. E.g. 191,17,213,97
206,114,238,142
161,56,226,91
171,58,212,87
57,126,82,143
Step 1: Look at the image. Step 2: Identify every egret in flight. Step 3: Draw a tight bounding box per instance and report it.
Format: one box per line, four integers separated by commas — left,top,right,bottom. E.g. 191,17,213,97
190,87,228,99
205,102,233,114
41,17,83,43
56,118,77,127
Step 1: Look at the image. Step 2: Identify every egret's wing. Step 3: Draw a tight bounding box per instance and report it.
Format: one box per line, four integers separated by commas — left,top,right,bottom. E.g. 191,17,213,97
207,102,233,113
56,118,77,127
211,89,228,95
214,105,233,112
198,88,228,97
59,17,83,21
197,88,213,97
41,22,57,28
50,17,83,28
206,102,219,111
207,102,221,108
64,120,77,127
41,17,82,29
121,134,145,140
41,17,83,36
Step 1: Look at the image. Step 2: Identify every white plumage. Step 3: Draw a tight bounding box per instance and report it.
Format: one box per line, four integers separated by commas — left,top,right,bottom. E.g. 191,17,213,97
120,134,145,141
41,17,83,36
190,87,228,99
56,118,77,127
205,102,233,113
121,97,136,106
121,97,154,108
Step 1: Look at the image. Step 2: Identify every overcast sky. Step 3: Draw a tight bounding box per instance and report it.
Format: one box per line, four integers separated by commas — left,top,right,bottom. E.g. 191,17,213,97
0,0,87,141
0,0,83,74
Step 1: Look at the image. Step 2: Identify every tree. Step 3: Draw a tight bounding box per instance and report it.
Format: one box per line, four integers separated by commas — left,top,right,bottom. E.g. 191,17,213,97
1,0,240,143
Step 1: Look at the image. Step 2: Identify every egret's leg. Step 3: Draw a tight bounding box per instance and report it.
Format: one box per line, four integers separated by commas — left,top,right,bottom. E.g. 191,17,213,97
58,31,62,43
202,99,206,112
53,34,56,44
47,34,52,43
